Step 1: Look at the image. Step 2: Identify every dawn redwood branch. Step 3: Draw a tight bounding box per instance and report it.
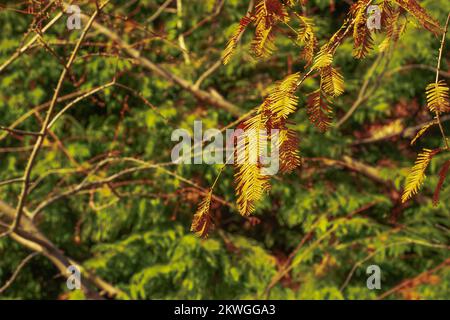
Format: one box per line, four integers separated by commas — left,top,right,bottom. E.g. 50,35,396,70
46,81,116,129
0,200,123,299
194,60,222,89
305,156,394,189
0,89,95,142
351,115,450,146
0,177,24,188
0,126,42,137
0,1,72,74
78,12,242,116
433,13,450,150
385,64,450,78
11,0,111,233
147,0,174,24
0,252,40,294
30,158,234,217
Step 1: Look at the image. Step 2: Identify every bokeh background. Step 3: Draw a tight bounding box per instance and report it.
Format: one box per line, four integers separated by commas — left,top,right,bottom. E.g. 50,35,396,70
0,0,449,299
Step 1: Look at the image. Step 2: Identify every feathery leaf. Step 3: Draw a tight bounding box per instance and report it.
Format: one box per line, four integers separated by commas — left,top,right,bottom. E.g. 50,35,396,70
402,148,440,203
353,3,374,59
266,72,301,119
222,16,253,65
307,89,333,132
296,15,317,66
321,66,344,97
278,128,301,173
410,120,437,145
426,80,450,114
312,49,333,70
191,192,213,238
234,113,271,216
392,0,442,35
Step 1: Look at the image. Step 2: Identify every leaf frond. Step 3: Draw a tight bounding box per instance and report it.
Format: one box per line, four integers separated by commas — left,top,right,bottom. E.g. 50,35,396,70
402,148,440,203
392,0,442,35
278,128,301,173
312,49,333,70
222,16,253,65
306,89,333,132
321,66,345,97
234,113,271,216
267,72,301,119
296,14,317,66
191,192,213,238
410,120,438,145
426,80,450,114
352,4,374,59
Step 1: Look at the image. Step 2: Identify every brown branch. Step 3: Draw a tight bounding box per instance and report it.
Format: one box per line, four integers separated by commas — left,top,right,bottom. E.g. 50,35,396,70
433,13,450,150
305,156,394,188
11,1,111,233
0,1,68,74
0,126,42,137
0,200,123,299
352,115,450,146
0,177,24,188
80,12,242,116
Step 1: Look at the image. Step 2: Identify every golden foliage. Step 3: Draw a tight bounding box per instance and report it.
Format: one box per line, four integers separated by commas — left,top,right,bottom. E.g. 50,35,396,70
296,15,317,66
222,0,289,63
352,2,374,59
379,6,405,52
307,89,332,132
410,120,438,145
392,0,442,35
233,71,303,215
191,192,213,238
426,80,450,114
320,66,344,97
312,49,333,70
278,128,301,173
402,148,440,203
266,72,301,119
252,26,277,59
222,16,253,65
252,0,288,59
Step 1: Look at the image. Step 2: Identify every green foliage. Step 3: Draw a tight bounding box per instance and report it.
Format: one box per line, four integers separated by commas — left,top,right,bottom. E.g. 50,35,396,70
0,0,449,300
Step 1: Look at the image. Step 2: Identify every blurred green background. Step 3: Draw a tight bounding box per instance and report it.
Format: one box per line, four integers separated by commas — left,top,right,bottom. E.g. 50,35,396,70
0,0,449,299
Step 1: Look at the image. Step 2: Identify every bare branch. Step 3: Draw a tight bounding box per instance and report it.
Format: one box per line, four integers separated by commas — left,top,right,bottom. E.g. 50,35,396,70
0,252,40,294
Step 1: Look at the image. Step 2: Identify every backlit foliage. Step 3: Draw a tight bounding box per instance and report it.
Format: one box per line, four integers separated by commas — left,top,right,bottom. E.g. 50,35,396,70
426,81,450,114
213,0,449,232
1,0,450,301
306,89,333,132
191,192,213,238
403,17,450,204
401,148,440,203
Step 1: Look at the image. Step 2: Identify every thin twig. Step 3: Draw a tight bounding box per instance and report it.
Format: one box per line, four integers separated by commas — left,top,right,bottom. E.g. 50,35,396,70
0,178,25,188
11,0,111,232
0,126,42,137
0,252,40,294
433,13,450,150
